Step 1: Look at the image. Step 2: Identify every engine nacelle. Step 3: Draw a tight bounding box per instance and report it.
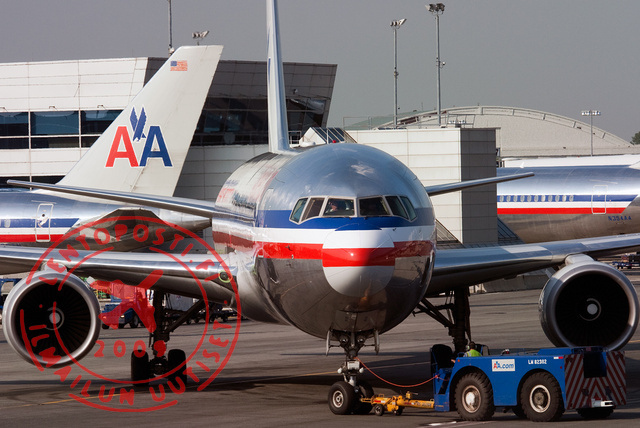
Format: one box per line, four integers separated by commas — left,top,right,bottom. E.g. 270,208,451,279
539,256,639,350
2,271,101,367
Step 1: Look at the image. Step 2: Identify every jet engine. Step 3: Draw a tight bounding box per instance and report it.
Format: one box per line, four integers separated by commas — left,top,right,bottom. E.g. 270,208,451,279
2,271,101,367
539,255,639,350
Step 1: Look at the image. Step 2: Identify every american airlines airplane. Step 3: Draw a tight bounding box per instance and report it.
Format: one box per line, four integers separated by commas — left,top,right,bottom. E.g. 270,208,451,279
0,45,220,249
498,158,640,243
2,0,640,416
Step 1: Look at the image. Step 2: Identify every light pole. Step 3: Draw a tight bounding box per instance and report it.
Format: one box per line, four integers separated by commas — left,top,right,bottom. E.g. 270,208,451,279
427,3,445,126
167,0,174,55
581,110,601,156
391,19,407,129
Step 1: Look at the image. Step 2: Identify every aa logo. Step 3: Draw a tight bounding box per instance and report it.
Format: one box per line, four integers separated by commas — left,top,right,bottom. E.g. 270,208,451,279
106,107,173,168
492,359,516,372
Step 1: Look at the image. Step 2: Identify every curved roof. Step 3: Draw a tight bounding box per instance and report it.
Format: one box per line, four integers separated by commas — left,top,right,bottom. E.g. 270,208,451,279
386,106,640,158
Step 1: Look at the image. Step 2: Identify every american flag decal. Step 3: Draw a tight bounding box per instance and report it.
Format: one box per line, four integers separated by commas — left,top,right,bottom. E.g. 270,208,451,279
170,60,188,71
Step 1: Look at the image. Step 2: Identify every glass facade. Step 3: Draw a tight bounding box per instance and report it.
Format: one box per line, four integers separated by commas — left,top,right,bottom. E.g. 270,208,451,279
0,112,28,136
0,110,125,150
82,110,120,134
191,96,327,145
188,60,335,146
31,111,78,135
0,97,328,149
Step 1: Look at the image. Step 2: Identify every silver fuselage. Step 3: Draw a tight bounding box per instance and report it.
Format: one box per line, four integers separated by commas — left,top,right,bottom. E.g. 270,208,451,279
210,144,436,340
498,165,640,243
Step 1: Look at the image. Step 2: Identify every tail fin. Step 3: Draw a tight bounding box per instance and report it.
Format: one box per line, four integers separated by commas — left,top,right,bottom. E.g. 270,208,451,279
266,0,293,153
58,45,223,196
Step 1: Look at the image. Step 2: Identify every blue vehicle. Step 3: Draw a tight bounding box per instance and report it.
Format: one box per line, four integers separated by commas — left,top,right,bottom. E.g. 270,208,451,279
430,345,625,421
101,302,143,329
612,253,640,269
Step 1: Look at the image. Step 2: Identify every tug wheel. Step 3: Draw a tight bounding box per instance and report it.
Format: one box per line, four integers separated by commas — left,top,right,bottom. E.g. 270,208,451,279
455,372,495,421
373,403,385,416
520,372,564,422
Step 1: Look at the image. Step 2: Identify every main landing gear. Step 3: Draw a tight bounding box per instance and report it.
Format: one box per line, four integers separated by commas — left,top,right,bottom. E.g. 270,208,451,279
130,290,205,386
415,288,473,354
327,330,377,415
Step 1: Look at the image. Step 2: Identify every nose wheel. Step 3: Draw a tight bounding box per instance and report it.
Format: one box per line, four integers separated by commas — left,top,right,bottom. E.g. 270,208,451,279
328,381,355,414
327,330,376,415
328,375,374,415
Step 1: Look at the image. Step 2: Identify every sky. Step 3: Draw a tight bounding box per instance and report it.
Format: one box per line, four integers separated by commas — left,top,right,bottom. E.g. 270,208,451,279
2,0,639,142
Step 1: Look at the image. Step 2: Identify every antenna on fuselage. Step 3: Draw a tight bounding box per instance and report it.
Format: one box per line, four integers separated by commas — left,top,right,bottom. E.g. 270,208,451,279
266,0,293,153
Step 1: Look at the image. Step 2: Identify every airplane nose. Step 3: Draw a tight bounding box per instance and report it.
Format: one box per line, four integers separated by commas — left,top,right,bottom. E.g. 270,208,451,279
321,225,395,297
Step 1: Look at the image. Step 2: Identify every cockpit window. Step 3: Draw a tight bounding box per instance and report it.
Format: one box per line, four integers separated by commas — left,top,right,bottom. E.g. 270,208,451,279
291,195,416,223
359,197,389,217
324,198,355,217
290,198,307,223
400,196,417,221
302,197,325,221
386,196,408,219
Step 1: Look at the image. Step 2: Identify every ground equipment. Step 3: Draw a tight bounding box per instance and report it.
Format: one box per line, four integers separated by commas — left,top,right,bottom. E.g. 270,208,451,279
356,345,625,421
430,344,625,421
362,392,434,416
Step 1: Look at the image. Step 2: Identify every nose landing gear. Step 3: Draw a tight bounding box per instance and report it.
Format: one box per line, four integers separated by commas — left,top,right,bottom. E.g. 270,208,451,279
327,330,377,415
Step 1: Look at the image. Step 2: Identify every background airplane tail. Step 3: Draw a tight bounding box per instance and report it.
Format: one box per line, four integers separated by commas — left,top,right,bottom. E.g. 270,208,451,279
58,45,223,196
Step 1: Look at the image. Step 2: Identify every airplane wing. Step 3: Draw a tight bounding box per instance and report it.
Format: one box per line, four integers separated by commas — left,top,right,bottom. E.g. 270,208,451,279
0,245,236,292
8,181,254,225
69,207,210,251
8,180,220,219
424,172,534,196
429,233,640,351
430,232,640,294
0,245,236,290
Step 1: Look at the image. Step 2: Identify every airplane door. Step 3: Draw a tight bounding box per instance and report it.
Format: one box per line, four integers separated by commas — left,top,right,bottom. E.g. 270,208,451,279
591,185,608,214
35,203,53,242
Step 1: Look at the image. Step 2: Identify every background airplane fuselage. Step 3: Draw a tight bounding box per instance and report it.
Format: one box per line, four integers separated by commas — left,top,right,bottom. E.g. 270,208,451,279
211,143,436,339
498,165,640,243
0,191,209,249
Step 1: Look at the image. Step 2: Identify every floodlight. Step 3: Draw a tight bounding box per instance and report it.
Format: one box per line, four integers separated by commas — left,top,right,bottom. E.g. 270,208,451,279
580,110,601,155
391,18,407,128
426,3,445,125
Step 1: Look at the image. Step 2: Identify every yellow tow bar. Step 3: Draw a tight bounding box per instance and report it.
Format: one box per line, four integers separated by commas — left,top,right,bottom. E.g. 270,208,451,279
361,392,434,416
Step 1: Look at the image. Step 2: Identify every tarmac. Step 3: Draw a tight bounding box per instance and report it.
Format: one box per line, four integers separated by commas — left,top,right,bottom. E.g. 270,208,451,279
1,278,640,427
